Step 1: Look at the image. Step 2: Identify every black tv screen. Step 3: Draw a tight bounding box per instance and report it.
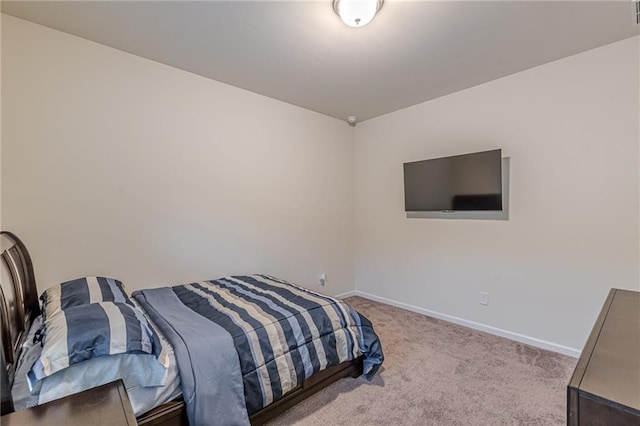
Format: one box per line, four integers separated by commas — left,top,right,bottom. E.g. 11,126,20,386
403,149,502,212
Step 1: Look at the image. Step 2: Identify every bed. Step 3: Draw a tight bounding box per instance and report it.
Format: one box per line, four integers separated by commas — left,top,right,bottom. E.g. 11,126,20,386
0,232,383,425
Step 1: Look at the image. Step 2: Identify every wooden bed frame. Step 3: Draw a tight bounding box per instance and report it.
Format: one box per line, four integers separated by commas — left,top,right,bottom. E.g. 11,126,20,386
0,231,363,425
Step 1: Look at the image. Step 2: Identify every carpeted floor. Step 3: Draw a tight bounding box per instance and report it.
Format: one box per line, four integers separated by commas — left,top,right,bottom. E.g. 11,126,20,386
267,296,577,426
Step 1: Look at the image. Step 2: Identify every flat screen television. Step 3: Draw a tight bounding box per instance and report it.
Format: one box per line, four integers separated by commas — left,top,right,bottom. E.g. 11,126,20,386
403,149,502,212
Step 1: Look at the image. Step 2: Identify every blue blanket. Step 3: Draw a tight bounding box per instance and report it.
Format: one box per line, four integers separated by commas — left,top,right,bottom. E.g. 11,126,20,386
134,275,383,425
134,288,250,426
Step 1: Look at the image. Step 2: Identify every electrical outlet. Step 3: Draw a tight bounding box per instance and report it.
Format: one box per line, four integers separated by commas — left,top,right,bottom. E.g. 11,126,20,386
319,273,326,286
480,292,489,306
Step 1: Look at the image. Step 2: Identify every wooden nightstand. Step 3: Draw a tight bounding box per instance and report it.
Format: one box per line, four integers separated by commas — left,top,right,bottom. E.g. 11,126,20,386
2,379,137,425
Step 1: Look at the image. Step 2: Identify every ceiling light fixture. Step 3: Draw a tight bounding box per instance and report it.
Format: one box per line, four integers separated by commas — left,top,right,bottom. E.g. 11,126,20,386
333,0,384,28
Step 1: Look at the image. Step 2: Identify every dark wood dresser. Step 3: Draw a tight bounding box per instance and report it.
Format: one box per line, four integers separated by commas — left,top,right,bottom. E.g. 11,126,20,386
1,379,137,425
567,288,640,425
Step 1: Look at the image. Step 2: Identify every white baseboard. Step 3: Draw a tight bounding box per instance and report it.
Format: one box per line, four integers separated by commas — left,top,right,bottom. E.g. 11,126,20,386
350,290,581,358
334,290,357,299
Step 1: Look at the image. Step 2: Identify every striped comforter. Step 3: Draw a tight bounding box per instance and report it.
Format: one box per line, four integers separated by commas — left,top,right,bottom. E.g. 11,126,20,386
134,274,383,425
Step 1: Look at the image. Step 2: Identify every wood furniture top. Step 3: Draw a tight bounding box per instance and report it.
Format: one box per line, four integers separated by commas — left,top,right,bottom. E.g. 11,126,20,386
567,288,640,425
1,379,137,426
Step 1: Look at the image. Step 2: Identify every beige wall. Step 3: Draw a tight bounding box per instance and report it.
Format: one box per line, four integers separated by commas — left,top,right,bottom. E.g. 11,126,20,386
354,36,640,352
0,13,2,230
4,13,639,353
2,15,355,295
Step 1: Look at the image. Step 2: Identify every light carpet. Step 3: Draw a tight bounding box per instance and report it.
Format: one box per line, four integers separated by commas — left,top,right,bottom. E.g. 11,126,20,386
267,296,577,426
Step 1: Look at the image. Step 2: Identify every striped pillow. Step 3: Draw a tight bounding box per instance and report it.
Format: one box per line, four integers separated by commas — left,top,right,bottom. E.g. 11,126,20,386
41,276,132,319
27,302,162,388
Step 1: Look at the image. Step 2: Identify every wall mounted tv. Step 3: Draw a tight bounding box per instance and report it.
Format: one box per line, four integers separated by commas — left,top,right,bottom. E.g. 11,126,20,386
403,149,502,212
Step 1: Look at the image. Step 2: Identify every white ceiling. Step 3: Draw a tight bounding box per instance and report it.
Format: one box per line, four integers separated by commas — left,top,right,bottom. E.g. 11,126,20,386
2,1,638,123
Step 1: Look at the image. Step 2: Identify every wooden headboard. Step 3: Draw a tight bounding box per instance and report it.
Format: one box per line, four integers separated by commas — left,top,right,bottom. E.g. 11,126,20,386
0,231,40,415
